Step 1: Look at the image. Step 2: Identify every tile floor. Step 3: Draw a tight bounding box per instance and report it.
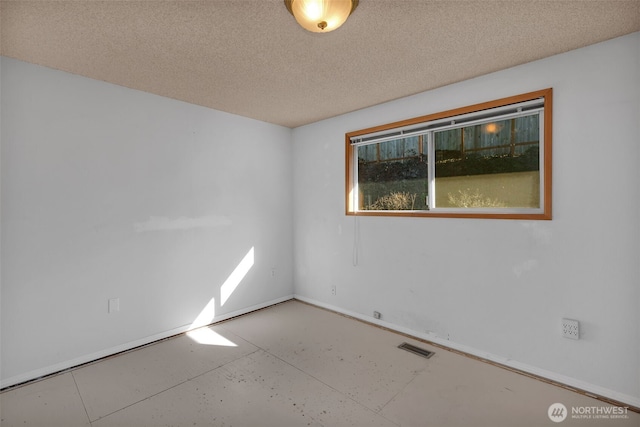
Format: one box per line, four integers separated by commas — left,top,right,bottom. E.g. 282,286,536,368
1,300,638,426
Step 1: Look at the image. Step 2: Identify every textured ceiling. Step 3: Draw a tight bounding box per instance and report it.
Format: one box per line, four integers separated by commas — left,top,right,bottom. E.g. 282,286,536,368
1,1,639,128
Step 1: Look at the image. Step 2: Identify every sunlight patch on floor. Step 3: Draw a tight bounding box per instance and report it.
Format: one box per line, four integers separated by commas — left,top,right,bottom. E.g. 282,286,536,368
186,327,237,346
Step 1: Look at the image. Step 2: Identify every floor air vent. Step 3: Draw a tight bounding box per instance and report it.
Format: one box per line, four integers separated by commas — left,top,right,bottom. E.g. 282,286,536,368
398,342,434,359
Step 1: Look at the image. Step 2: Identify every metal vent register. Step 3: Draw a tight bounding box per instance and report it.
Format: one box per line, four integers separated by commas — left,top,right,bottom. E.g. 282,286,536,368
398,342,435,359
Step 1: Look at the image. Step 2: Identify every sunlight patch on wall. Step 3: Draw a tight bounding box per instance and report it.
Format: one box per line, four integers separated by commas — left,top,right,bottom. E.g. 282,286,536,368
221,247,255,306
186,247,255,346
189,296,217,330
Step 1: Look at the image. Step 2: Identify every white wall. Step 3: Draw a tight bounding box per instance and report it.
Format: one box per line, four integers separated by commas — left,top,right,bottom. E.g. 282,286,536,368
292,33,640,405
0,57,294,386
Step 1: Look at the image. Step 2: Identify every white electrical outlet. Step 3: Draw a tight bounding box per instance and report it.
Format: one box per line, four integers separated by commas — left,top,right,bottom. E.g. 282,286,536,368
331,285,336,295
108,298,120,313
562,318,579,339
373,311,381,319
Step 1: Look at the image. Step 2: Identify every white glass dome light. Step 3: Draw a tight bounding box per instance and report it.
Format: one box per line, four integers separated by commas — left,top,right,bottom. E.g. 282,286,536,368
284,0,359,33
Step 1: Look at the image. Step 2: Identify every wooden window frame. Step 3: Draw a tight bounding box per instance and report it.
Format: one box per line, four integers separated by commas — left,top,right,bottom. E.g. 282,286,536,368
345,88,552,220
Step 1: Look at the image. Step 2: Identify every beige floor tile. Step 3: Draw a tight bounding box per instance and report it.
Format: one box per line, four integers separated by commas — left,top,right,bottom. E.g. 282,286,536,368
379,349,640,427
72,324,257,421
92,350,397,427
0,372,90,427
223,301,435,412
3,300,638,427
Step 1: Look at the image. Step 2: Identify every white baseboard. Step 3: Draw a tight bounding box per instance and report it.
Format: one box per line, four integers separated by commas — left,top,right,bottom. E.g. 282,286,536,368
294,294,640,409
0,294,295,389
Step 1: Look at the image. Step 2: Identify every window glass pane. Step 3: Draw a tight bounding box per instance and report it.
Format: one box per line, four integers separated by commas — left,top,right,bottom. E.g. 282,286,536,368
434,114,540,208
357,135,428,210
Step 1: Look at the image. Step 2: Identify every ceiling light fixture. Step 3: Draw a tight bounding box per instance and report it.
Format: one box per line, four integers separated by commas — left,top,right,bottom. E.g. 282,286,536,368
284,0,359,33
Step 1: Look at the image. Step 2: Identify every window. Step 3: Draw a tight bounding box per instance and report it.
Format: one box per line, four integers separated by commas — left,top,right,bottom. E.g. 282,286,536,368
345,89,552,219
